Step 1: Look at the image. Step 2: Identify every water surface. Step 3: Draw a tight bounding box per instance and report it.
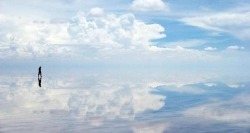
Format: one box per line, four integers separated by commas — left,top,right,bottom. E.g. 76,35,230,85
0,70,249,133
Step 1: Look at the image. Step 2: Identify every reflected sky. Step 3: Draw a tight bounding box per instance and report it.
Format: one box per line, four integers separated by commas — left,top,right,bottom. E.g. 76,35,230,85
0,70,250,133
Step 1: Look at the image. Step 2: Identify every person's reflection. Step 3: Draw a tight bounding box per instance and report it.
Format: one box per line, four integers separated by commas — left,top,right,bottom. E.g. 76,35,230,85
38,66,42,87
38,76,42,87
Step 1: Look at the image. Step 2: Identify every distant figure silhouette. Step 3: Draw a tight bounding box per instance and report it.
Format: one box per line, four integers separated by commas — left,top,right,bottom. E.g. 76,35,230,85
38,66,42,87
38,66,42,78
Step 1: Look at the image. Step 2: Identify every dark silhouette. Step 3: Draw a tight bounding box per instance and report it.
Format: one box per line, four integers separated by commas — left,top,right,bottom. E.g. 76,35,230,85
38,66,42,78
38,66,42,87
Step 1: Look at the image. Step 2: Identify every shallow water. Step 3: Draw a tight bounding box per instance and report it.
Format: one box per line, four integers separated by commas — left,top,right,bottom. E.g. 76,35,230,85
0,70,250,133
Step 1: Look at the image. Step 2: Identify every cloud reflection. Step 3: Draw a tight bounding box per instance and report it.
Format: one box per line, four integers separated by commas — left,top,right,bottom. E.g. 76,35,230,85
183,92,250,126
0,71,249,132
0,74,165,127
132,122,170,133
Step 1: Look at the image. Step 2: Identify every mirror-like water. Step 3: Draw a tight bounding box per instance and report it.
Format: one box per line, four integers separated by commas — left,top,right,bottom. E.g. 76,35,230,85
0,70,249,133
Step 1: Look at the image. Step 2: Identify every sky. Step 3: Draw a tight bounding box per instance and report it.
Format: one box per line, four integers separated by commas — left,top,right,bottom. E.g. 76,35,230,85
0,1,250,132
0,0,250,71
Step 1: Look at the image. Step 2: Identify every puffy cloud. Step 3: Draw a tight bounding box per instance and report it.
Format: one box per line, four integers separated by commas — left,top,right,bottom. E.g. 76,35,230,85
0,14,72,59
1,8,250,69
131,0,169,11
204,47,217,51
68,10,165,49
88,7,104,17
0,8,166,59
181,11,250,41
226,45,244,50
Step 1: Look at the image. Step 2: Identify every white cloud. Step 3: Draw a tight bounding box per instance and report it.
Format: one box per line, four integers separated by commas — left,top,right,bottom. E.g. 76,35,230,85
227,84,245,88
68,10,165,49
0,8,166,59
181,11,250,41
162,39,207,48
88,7,104,17
1,8,250,69
131,0,169,11
149,82,206,94
1,8,231,66
226,45,244,50
0,14,73,59
204,47,217,51
204,82,217,87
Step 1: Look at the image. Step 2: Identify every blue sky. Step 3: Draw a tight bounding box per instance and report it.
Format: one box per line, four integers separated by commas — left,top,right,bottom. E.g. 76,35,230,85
0,0,249,70
1,1,250,131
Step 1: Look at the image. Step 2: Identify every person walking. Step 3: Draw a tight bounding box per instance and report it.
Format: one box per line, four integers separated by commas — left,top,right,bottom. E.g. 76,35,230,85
38,66,42,87
38,66,42,78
